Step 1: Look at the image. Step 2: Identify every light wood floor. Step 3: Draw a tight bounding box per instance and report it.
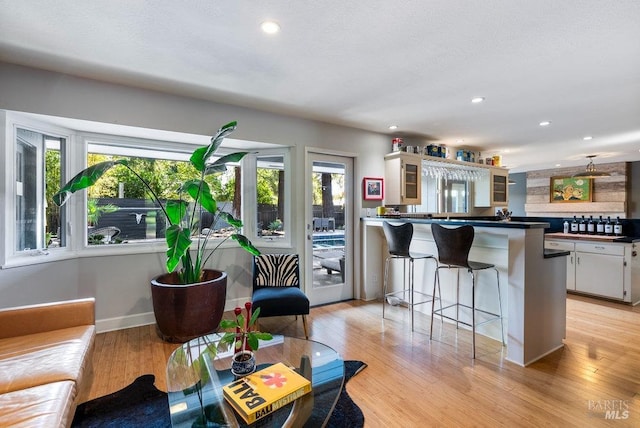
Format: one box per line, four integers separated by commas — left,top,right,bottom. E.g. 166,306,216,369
89,294,640,427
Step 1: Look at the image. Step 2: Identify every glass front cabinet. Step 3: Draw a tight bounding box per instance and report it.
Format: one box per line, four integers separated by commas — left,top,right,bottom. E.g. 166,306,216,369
384,152,422,205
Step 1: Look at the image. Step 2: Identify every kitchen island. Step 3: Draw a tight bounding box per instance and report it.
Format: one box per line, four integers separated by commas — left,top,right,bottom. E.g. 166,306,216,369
361,217,568,366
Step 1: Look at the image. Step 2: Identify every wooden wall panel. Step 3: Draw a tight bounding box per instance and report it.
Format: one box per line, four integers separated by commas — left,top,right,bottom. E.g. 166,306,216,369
525,162,629,218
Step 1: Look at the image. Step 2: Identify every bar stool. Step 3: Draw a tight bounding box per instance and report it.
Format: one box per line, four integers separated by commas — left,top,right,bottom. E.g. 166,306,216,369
382,221,436,331
429,223,505,358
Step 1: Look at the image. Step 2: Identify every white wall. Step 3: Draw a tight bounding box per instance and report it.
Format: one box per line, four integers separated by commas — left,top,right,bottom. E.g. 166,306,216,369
0,62,389,330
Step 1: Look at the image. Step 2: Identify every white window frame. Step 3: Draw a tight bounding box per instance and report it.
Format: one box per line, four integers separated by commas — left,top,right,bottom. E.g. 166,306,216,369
243,148,292,248
0,110,292,268
1,112,75,268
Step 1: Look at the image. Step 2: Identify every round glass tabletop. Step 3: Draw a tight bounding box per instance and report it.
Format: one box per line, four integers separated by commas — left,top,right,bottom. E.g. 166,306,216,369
167,334,344,427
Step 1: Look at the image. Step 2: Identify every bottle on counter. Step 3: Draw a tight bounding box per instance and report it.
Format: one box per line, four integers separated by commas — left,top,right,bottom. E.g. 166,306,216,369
596,215,605,235
614,217,623,236
587,215,595,235
605,216,614,236
570,216,579,234
578,215,586,234
563,219,569,234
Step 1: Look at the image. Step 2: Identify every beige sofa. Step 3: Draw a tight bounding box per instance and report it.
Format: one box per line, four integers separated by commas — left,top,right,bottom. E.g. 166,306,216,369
0,298,96,427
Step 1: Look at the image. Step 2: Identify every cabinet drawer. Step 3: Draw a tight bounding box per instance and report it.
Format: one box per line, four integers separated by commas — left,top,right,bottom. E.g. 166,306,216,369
545,240,575,251
575,242,624,256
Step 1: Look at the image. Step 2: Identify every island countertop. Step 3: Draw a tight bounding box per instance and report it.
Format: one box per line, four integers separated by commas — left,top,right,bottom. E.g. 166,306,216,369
365,215,550,229
361,217,567,367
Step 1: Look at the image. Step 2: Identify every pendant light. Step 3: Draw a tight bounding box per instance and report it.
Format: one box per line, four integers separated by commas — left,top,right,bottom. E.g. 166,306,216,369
572,155,610,178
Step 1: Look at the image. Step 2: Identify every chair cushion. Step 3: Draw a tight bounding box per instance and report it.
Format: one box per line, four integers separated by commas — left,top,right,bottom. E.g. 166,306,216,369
0,381,75,428
0,325,95,394
252,287,310,318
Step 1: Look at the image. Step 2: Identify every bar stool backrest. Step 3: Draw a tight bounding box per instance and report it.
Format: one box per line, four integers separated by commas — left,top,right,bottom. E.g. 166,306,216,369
382,222,413,257
431,223,475,269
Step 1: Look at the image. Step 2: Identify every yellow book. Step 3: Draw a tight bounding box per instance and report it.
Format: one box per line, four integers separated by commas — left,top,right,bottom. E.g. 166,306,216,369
222,362,312,424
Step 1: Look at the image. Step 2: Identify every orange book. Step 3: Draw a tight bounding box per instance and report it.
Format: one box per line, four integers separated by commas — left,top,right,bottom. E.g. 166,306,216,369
222,362,312,424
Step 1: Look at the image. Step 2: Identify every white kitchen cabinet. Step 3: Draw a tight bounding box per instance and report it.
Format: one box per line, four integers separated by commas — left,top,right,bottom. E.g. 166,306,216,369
384,152,422,205
545,236,640,304
544,240,575,290
474,168,509,207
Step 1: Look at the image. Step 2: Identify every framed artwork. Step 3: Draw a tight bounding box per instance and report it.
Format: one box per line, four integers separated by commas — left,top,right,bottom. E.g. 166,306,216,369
363,177,384,200
550,176,592,203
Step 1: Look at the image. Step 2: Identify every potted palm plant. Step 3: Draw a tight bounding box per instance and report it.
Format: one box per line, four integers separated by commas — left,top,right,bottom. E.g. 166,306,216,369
53,120,260,342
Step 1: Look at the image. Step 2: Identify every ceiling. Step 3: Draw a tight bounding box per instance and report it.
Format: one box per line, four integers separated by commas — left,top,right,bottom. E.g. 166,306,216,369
1,0,639,173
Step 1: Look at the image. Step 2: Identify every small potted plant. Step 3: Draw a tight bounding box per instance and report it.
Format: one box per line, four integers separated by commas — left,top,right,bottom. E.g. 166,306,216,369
219,302,272,376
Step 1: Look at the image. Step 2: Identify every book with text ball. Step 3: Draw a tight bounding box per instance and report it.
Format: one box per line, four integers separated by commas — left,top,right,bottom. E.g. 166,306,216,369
222,362,312,424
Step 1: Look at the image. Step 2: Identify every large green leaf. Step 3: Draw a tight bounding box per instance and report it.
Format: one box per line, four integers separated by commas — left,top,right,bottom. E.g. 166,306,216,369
219,212,243,228
165,225,192,273
166,200,188,225
231,234,261,256
204,152,248,175
190,121,237,171
180,180,216,213
53,160,128,206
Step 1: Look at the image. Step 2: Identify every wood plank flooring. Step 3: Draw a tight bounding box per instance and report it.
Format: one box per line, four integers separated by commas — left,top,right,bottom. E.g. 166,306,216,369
88,294,640,427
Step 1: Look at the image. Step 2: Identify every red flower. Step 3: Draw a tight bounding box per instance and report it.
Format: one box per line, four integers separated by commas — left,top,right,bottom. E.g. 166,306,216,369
262,372,287,388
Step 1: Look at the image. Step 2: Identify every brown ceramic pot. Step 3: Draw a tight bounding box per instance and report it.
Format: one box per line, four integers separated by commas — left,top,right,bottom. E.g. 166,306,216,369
151,269,227,343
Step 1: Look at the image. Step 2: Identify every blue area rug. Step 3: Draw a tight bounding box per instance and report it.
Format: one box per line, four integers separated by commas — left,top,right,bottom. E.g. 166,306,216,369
72,360,366,427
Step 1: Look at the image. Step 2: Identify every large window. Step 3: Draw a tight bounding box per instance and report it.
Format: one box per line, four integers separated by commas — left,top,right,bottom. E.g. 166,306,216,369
15,128,66,252
2,111,290,267
86,141,242,245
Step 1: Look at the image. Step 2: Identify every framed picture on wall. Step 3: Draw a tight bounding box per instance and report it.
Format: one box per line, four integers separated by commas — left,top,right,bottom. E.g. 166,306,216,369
550,176,593,202
363,177,384,200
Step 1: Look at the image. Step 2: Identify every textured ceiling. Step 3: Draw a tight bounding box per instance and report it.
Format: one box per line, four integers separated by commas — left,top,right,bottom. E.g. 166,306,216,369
1,0,639,172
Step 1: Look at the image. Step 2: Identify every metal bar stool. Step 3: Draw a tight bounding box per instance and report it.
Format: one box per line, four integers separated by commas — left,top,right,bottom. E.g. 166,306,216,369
429,223,505,358
382,221,437,331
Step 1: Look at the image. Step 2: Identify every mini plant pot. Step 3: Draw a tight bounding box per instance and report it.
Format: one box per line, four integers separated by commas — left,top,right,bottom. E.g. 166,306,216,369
231,351,256,377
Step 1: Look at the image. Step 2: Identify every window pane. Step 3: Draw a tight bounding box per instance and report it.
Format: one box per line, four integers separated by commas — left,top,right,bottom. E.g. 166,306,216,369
86,143,242,245
256,155,285,240
15,128,65,251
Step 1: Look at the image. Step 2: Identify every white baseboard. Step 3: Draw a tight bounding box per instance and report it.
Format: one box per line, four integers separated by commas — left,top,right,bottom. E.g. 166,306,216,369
95,296,253,333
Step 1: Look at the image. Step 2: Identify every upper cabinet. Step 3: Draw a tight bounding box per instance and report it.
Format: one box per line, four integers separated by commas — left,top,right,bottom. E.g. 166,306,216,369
474,168,509,207
384,152,422,205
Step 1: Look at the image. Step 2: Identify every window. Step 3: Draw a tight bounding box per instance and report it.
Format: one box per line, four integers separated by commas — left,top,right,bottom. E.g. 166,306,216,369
86,140,242,245
15,128,66,252
256,154,286,241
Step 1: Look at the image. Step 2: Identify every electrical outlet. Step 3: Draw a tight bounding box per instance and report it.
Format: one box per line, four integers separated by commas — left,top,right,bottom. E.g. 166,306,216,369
372,274,378,283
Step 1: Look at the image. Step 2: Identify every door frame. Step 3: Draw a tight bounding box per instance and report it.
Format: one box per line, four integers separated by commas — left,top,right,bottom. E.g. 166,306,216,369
304,148,356,306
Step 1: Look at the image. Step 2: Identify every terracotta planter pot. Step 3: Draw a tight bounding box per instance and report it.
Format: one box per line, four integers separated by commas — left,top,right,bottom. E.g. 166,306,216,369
151,269,227,343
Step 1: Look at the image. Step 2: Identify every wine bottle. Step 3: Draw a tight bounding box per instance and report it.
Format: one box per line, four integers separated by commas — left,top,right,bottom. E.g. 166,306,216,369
605,216,613,236
578,215,586,234
570,216,579,234
614,217,623,236
596,215,605,235
587,215,595,235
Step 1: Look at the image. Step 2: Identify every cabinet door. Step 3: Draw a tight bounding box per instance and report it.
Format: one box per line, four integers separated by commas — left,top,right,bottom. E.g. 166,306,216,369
402,160,420,203
575,252,624,299
492,173,508,204
567,251,576,290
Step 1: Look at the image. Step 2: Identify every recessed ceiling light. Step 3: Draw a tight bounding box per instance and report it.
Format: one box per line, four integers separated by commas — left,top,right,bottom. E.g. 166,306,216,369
388,125,398,130
456,139,464,143
555,164,561,167
583,136,593,141
261,21,280,34
471,97,485,103
539,121,551,127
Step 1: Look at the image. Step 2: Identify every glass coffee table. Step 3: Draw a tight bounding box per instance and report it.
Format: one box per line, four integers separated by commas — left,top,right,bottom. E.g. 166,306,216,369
167,334,344,427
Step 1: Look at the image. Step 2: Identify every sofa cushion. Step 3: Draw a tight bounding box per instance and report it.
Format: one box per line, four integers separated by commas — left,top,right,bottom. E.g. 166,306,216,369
0,325,95,394
0,380,75,427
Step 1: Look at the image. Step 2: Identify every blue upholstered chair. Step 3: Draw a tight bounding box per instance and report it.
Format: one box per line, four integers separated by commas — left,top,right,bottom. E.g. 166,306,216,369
252,254,310,339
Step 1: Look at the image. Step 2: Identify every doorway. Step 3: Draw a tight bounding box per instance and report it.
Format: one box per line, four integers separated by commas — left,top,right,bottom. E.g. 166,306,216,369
305,152,354,306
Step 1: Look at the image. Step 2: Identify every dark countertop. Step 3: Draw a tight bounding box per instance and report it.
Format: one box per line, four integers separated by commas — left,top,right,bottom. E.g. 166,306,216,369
362,216,550,229
543,249,571,258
